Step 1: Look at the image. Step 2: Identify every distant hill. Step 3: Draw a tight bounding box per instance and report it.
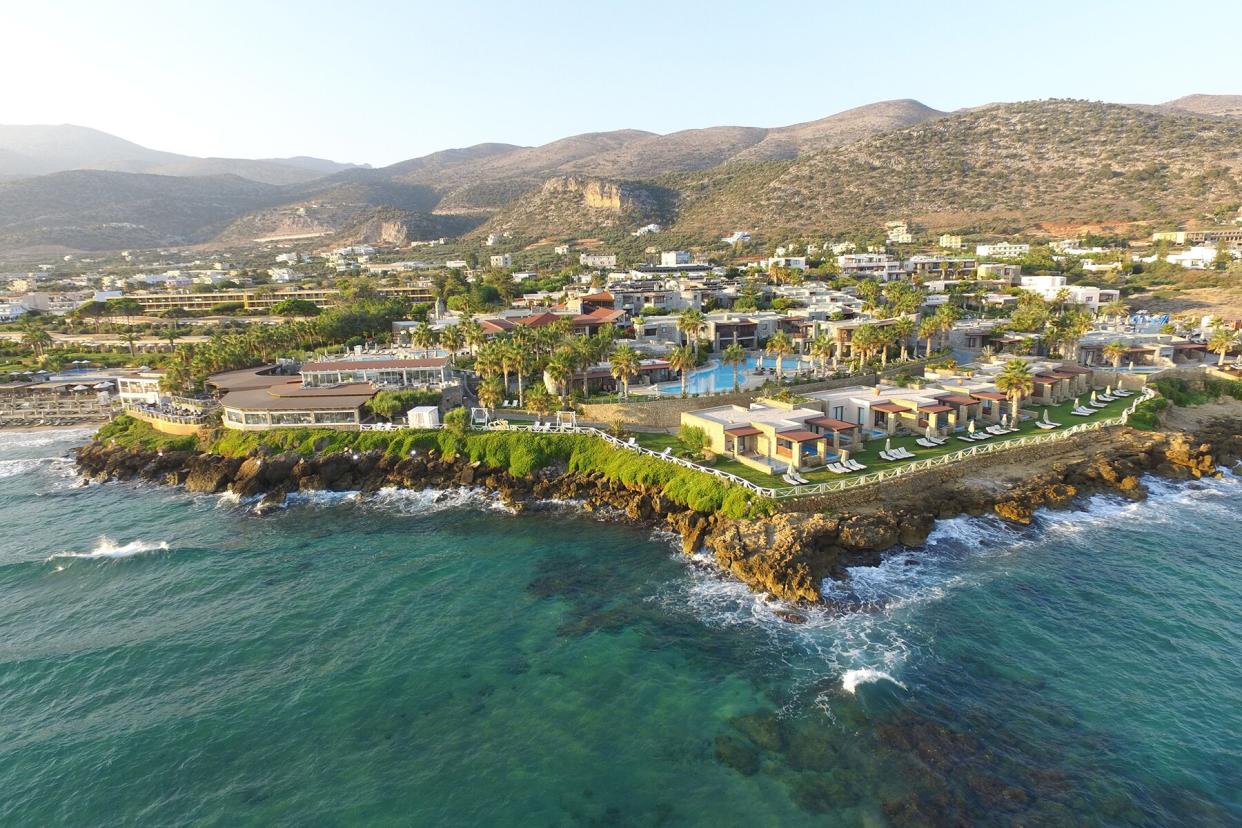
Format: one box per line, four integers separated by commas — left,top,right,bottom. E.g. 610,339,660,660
2,97,1240,255
1151,94,1242,119
0,170,282,251
0,124,363,185
668,100,1242,234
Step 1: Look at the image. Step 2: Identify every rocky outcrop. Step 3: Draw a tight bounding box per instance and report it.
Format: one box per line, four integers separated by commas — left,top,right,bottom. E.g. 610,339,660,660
73,419,1239,606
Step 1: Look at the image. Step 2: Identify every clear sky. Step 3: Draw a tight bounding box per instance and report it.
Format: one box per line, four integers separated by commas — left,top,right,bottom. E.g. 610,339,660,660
4,0,1240,167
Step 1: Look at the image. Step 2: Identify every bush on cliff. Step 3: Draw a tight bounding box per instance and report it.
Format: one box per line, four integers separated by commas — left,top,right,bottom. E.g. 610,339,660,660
200,426,767,519
95,415,198,452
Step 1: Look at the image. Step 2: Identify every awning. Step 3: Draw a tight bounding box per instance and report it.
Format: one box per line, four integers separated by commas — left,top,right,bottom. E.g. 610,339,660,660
1046,371,1074,380
871,401,910,414
777,429,823,443
936,394,978,406
918,403,954,414
1054,365,1092,374
971,390,1007,401
1032,376,1057,384
724,425,762,437
1172,343,1207,350
806,416,857,431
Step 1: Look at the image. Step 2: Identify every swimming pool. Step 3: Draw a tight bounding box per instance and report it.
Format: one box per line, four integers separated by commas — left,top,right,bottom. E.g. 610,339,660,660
654,354,810,396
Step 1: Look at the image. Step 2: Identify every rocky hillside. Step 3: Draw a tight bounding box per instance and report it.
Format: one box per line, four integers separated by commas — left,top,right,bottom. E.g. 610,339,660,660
0,170,284,251
669,100,1242,234
3,97,1241,254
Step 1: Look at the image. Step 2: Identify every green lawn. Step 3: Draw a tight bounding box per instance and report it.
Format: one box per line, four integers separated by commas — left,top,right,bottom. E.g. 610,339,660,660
797,391,1135,484
632,431,784,487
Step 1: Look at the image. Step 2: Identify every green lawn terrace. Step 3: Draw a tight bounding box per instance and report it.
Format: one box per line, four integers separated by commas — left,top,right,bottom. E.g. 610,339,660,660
648,391,1137,488
673,355,1138,487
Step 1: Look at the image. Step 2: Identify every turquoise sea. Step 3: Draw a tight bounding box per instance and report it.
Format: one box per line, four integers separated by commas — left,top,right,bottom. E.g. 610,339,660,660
1,429,1240,826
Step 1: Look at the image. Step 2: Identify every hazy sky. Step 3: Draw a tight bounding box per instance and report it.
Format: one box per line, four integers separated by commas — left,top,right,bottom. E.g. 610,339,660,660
5,0,1240,166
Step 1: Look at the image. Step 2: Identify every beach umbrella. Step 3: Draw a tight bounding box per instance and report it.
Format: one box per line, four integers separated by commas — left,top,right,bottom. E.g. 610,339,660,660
1105,385,1112,396
1090,390,1099,405
1000,413,1008,429
1073,397,1080,409
1042,408,1050,424
925,424,935,441
72,384,88,391
884,437,892,454
92,382,111,390
967,419,976,435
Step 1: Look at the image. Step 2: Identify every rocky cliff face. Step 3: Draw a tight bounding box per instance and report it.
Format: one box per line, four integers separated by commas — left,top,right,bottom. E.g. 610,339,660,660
74,419,1239,609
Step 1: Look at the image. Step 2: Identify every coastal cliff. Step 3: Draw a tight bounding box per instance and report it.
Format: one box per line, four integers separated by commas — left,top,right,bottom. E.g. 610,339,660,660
74,418,1239,607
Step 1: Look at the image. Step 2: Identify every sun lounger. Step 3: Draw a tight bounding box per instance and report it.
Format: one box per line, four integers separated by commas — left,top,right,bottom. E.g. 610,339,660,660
1097,394,1115,402
1035,421,1058,430
845,459,866,471
957,435,975,443
827,463,848,474
1112,389,1132,397
897,448,916,459
880,450,896,461
985,425,1008,436
782,472,799,485
1071,408,1093,416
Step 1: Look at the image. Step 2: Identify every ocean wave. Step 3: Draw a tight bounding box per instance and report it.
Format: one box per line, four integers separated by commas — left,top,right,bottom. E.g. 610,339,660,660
841,667,907,694
0,427,94,453
49,538,171,560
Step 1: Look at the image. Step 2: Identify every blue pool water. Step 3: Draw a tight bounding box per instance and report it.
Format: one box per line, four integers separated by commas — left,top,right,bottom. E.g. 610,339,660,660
657,355,809,396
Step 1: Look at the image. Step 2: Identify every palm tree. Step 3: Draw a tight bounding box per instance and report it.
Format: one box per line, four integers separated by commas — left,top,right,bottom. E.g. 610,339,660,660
477,377,504,411
850,324,880,369
892,316,915,361
722,343,746,391
411,321,436,356
544,354,573,408
439,324,463,358
610,344,640,399
20,321,52,359
765,330,794,380
876,326,897,368
121,327,139,359
1208,326,1237,365
1102,340,1128,372
676,309,706,348
461,318,485,355
995,359,1034,425
934,303,960,351
808,335,832,376
1101,299,1130,322
668,345,697,399
918,316,938,357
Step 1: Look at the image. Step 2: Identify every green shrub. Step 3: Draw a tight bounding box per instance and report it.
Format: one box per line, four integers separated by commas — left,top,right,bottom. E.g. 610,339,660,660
95,415,198,452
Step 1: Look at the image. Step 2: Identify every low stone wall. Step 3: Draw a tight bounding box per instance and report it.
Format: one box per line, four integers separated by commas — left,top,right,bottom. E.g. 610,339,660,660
128,409,208,437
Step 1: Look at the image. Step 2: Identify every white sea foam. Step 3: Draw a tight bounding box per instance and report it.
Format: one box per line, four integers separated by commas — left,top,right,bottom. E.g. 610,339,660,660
50,538,171,560
366,486,512,515
841,667,907,694
0,427,94,452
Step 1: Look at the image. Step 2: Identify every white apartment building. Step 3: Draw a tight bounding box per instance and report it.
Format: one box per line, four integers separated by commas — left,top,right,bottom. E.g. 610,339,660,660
722,231,752,244
885,221,913,244
580,253,618,268
837,253,906,281
938,234,964,250
1019,275,1120,311
660,251,692,267
976,242,1030,258
489,254,513,269
764,256,809,271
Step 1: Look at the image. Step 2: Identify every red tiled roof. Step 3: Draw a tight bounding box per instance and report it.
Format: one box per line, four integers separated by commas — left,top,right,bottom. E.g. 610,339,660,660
724,425,762,437
1032,376,1057,384
777,429,823,442
479,318,516,334
936,394,978,406
918,403,954,413
971,390,1007,401
806,416,857,430
578,291,614,303
514,312,563,328
871,401,910,414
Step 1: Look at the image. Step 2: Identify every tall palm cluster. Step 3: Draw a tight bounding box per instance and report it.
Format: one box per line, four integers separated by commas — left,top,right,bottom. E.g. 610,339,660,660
159,299,407,393
467,321,622,410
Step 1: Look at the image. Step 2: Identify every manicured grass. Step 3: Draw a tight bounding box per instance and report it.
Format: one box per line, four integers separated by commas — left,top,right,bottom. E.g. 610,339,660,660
632,431,781,487
798,392,1135,484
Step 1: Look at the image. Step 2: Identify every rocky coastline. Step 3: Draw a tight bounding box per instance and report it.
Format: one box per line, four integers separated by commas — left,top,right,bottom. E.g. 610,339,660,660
73,418,1239,607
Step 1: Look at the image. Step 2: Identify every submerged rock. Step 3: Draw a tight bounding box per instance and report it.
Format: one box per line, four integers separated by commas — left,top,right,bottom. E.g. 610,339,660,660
713,734,760,776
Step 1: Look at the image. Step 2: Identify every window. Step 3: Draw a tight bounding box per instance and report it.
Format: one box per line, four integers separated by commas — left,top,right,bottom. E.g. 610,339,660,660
832,405,844,421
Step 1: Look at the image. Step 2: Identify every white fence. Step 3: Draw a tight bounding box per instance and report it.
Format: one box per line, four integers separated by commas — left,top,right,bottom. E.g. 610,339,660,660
355,387,1154,502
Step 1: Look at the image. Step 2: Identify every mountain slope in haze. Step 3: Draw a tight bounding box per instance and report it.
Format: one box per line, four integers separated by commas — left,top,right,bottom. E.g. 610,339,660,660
1152,94,1242,119
0,124,362,185
0,170,283,251
669,100,1242,234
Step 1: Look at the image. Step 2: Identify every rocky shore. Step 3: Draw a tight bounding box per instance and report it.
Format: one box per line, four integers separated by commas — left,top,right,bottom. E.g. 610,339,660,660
74,416,1240,607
